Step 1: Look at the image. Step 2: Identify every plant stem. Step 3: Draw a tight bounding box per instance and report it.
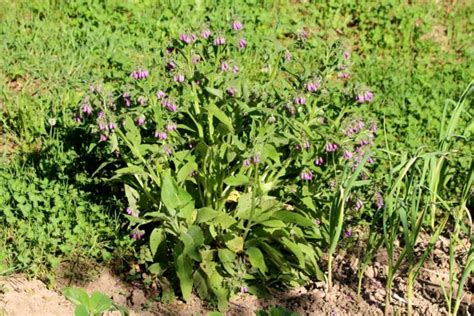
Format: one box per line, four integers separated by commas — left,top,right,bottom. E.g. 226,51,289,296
407,269,414,316
384,274,392,316
327,255,333,292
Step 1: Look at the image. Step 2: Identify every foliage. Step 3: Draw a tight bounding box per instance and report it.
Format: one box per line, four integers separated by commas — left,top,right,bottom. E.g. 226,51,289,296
63,287,128,316
75,14,382,307
0,162,123,279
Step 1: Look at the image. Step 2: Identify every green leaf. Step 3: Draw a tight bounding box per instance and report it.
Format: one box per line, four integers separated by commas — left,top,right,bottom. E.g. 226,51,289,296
218,248,236,275
90,291,113,314
223,174,249,186
207,103,234,132
272,211,314,227
246,247,267,273
123,116,141,146
177,161,198,183
161,172,193,211
281,238,305,268
225,236,244,253
194,268,209,299
63,287,90,307
205,87,223,99
196,207,219,223
149,228,163,257
176,253,193,301
148,263,163,275
74,305,89,316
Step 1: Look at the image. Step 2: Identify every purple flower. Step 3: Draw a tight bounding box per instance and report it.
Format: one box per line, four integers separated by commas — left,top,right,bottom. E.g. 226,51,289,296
74,116,82,123
343,51,350,59
166,122,177,132
369,122,377,133
367,157,375,164
303,141,310,149
252,154,260,165
162,100,177,112
221,62,229,72
190,33,197,42
356,94,366,103
108,122,116,130
355,199,364,211
306,82,320,92
179,33,191,44
163,146,173,156
285,51,292,61
325,143,338,152
131,69,149,80
166,61,177,70
156,90,166,100
131,229,144,240
295,143,302,151
344,228,352,238
300,171,314,181
154,131,167,140
98,111,105,119
136,116,145,126
99,134,108,142
339,73,350,79
137,96,146,106
243,159,251,167
343,150,353,160
226,87,237,97
214,36,225,46
364,91,374,102
233,65,240,73
329,179,337,188
232,21,243,31
240,286,248,294
294,96,306,105
239,38,247,49
375,192,384,210
201,29,211,39
123,92,131,107
98,122,107,131
174,74,185,83
356,91,374,103
314,157,324,166
82,104,93,115
126,207,138,217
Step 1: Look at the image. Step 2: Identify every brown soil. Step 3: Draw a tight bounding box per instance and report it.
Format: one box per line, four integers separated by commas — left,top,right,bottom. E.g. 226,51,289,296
0,232,472,316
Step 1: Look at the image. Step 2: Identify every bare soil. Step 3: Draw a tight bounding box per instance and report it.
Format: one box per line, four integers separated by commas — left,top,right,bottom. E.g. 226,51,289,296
0,234,472,316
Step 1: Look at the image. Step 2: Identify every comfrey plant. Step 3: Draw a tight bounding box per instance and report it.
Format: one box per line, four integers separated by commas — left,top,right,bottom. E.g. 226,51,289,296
77,21,378,308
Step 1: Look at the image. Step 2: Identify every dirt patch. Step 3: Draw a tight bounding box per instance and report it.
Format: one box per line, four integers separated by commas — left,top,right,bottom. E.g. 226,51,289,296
0,231,472,315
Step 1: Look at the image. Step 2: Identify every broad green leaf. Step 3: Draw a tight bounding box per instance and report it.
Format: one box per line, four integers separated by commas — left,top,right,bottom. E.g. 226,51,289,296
205,87,223,99
246,247,267,273
74,305,89,316
63,287,90,307
196,207,219,223
193,268,209,299
207,103,234,132
281,238,305,268
218,248,236,275
90,291,113,314
124,116,141,146
149,228,163,257
176,253,193,301
223,174,249,186
148,263,163,275
161,172,193,211
225,236,244,253
177,161,198,183
272,211,314,227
